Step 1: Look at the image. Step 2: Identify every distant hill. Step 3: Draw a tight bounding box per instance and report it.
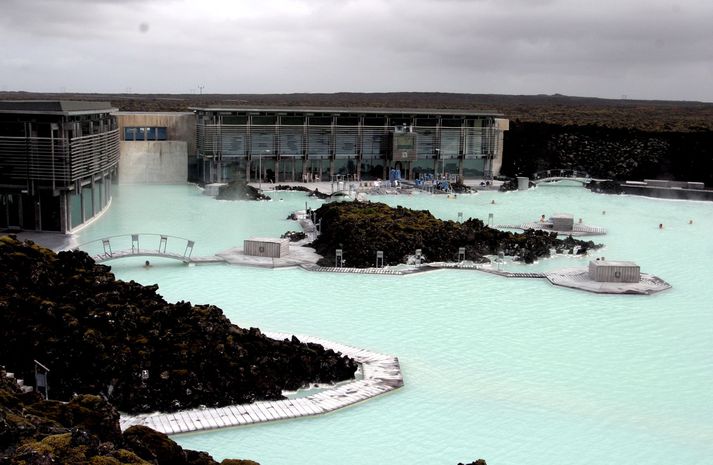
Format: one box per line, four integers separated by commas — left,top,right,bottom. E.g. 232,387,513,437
2,91,712,132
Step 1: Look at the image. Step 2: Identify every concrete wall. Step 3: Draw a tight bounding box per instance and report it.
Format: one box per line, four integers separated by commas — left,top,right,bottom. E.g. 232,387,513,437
116,112,194,184
491,118,509,176
119,141,188,184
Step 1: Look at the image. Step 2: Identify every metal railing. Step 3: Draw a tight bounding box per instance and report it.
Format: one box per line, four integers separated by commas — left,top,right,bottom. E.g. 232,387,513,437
75,233,195,263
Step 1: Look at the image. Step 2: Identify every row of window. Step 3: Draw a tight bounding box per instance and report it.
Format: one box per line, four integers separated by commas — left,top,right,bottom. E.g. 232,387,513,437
124,127,167,141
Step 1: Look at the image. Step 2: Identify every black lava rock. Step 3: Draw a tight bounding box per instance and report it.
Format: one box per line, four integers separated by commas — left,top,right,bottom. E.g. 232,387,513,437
311,202,601,267
0,236,357,415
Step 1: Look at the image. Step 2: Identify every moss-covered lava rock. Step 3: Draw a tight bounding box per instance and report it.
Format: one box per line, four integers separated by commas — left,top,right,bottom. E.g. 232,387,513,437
310,202,600,267
0,236,357,415
0,374,256,464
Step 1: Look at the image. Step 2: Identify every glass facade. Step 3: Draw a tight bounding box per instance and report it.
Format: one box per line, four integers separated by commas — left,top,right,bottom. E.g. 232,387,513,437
0,101,119,232
193,108,504,183
124,126,168,141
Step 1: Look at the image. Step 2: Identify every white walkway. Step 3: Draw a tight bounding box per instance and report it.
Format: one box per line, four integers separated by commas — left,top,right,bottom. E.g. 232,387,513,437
119,332,403,435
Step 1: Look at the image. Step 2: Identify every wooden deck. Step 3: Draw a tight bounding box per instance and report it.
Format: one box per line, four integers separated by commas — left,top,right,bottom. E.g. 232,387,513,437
119,332,403,435
497,222,607,236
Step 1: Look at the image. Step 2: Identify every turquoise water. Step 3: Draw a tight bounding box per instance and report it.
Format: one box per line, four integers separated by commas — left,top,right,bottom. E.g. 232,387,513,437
77,183,713,465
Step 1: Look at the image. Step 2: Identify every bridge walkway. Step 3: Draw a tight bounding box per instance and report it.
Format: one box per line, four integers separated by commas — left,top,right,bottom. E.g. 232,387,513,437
74,233,224,264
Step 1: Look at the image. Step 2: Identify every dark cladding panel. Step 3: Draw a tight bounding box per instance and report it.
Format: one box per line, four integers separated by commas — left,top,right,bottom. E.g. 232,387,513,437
362,127,387,156
308,116,332,126
440,128,460,155
279,126,303,156
281,116,304,125
363,116,386,126
252,115,277,125
221,126,248,157
250,126,275,156
307,126,331,157
415,127,436,157
335,126,358,156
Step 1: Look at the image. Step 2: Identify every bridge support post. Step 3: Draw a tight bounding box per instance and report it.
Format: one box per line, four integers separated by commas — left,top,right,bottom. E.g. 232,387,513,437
183,240,195,262
101,239,112,258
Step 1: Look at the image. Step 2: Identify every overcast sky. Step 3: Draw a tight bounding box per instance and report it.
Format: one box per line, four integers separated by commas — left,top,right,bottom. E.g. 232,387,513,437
1,0,712,101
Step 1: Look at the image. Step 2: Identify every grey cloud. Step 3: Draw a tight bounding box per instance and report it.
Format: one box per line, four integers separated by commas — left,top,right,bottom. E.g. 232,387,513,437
0,0,711,100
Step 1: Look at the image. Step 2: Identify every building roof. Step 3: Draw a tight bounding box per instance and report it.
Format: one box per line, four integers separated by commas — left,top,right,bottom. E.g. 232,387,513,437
114,111,194,116
189,106,503,117
245,237,290,244
590,260,639,267
0,100,118,116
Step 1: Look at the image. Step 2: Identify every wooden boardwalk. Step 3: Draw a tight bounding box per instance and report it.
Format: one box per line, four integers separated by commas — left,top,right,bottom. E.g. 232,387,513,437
426,262,546,279
119,332,403,435
302,264,406,275
497,222,607,236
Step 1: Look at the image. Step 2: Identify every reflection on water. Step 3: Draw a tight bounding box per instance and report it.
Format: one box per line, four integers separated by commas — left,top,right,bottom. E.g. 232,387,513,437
77,184,713,465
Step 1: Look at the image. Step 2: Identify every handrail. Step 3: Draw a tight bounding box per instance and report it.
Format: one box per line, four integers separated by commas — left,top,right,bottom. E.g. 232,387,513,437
73,233,196,263
74,233,195,250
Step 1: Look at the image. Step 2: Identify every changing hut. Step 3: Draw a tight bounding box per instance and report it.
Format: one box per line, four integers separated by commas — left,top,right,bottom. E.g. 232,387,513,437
588,260,640,283
550,213,574,232
244,237,290,258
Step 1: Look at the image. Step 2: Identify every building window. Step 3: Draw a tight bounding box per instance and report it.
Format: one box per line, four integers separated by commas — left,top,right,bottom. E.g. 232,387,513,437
123,127,168,141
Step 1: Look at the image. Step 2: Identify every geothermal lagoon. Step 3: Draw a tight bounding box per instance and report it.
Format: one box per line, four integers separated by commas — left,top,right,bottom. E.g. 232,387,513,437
75,182,713,465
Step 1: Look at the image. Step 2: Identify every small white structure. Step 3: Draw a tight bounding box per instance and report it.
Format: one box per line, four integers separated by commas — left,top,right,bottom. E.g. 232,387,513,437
244,237,290,258
517,176,530,191
550,213,574,231
203,183,227,197
588,260,640,283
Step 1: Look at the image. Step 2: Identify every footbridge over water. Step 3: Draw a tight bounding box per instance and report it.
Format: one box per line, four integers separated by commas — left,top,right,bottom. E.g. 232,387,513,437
531,169,609,186
76,233,204,264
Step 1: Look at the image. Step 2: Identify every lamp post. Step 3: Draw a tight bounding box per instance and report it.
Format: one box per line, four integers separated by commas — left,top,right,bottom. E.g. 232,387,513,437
259,149,269,190
435,148,440,177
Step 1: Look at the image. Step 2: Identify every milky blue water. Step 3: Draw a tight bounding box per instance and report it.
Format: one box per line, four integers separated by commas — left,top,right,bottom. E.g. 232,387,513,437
76,183,713,465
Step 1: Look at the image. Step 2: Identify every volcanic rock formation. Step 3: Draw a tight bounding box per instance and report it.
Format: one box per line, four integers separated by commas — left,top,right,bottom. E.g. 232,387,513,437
0,236,357,415
310,202,600,267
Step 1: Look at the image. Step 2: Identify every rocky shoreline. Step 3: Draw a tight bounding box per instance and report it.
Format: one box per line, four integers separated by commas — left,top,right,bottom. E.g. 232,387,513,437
0,373,258,464
0,235,362,462
0,236,357,414
308,202,601,268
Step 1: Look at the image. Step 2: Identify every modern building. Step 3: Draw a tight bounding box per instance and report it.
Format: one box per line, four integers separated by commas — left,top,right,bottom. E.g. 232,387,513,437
0,101,119,232
115,112,195,184
191,107,508,184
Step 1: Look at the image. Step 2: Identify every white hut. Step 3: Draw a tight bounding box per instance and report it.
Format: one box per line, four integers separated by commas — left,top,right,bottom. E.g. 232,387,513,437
588,260,640,283
243,237,290,258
